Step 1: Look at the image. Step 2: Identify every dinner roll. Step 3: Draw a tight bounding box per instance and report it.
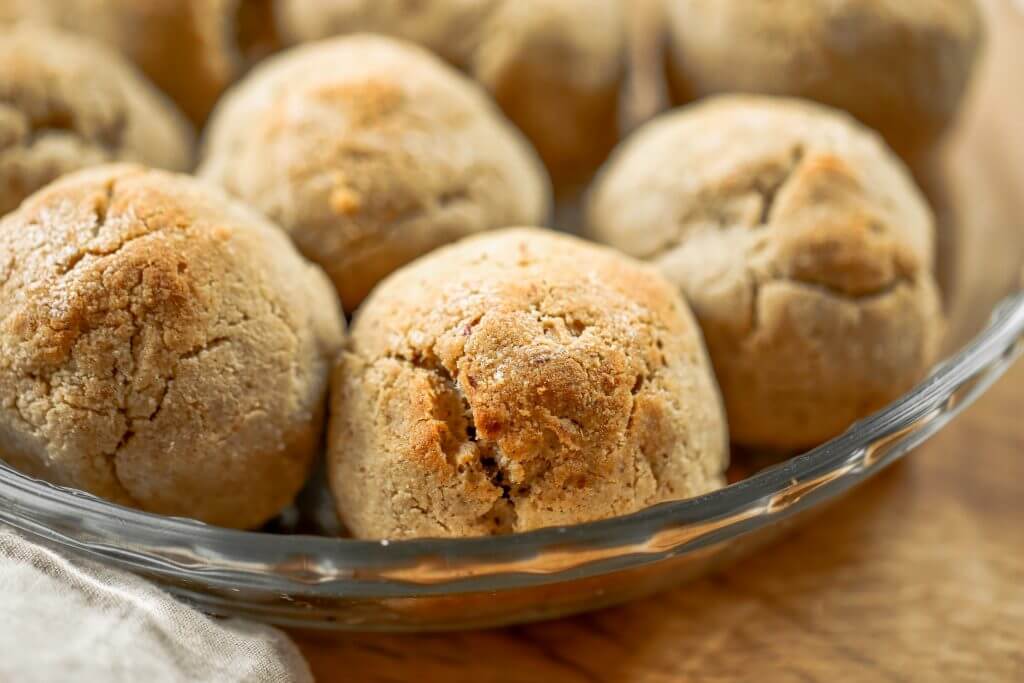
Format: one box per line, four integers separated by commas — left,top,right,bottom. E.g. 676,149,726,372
0,165,344,528
586,95,943,450
200,35,550,313
329,228,728,538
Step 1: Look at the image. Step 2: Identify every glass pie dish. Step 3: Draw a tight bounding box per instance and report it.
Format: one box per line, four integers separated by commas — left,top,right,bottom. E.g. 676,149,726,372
1,241,1022,632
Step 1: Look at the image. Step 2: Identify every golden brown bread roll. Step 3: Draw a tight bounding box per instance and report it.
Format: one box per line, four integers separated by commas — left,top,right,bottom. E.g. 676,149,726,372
586,95,943,450
328,228,728,539
0,164,344,528
200,34,550,313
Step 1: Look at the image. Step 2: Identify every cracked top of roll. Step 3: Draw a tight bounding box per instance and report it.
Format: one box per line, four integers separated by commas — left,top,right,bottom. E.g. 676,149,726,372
586,95,943,449
0,164,344,528
328,227,728,539
0,24,193,216
588,94,936,339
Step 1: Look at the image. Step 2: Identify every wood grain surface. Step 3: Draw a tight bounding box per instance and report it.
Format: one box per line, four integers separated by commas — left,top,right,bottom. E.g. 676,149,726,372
296,3,1024,681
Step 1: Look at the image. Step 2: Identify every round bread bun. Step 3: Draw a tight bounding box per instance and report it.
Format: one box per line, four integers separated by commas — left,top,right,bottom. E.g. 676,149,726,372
200,34,551,313
0,0,278,124
663,0,985,161
586,95,943,450
276,0,624,188
0,24,192,216
0,164,344,528
328,227,728,539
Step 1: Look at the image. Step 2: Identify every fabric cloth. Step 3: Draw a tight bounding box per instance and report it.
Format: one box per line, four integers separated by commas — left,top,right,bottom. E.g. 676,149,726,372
0,527,313,683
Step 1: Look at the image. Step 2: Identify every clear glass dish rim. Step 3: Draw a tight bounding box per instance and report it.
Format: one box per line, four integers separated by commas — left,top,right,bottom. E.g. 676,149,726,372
2,292,1023,599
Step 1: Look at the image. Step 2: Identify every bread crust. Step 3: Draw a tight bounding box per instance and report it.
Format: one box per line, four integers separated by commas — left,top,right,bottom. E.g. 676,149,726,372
328,227,728,539
0,164,344,528
587,95,943,449
200,34,551,313
276,0,625,187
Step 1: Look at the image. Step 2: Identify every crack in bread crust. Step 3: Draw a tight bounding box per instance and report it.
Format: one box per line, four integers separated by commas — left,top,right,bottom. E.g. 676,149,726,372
585,96,942,450
330,228,728,538
0,165,344,528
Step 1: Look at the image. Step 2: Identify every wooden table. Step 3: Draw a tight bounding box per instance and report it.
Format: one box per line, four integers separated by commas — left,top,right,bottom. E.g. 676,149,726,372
297,4,1024,680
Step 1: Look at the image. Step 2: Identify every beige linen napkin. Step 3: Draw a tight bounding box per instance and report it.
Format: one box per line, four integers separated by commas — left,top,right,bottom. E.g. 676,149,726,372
0,527,313,683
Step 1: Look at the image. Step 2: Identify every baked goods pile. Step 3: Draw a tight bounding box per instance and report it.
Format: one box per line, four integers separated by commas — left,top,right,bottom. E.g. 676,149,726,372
0,1,983,537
